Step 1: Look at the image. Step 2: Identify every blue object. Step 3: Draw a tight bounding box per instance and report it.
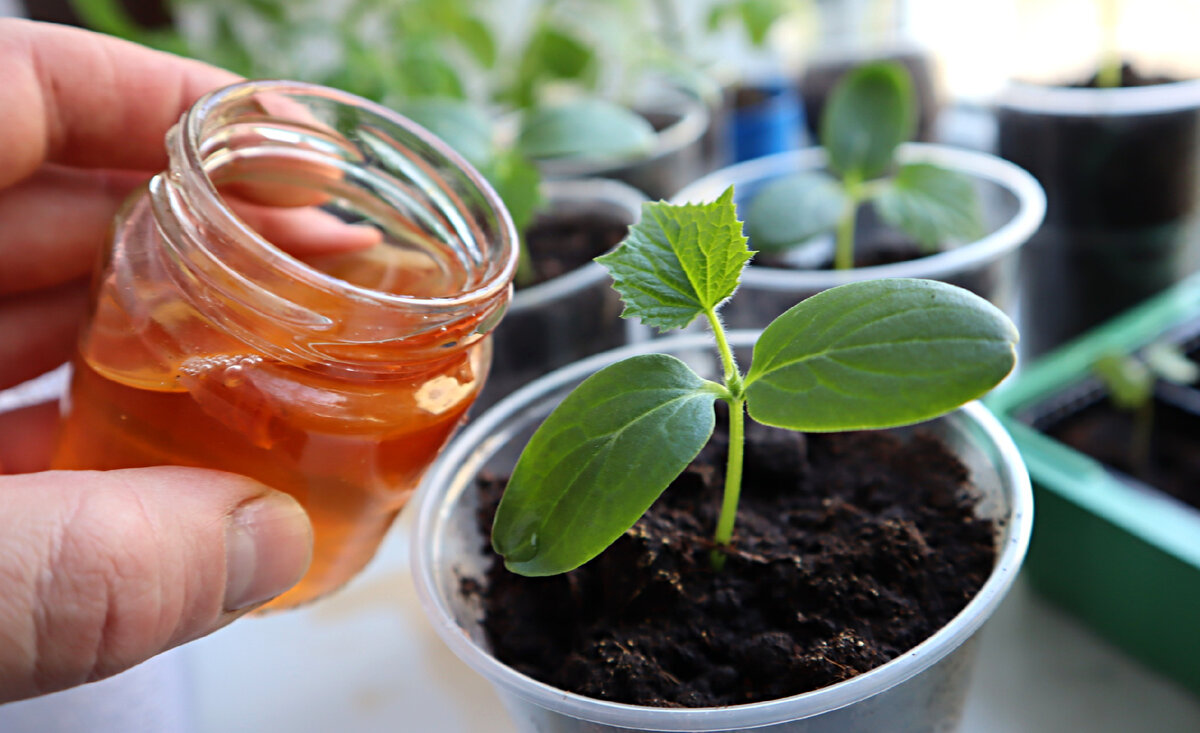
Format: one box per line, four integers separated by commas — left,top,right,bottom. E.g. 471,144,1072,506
728,79,807,163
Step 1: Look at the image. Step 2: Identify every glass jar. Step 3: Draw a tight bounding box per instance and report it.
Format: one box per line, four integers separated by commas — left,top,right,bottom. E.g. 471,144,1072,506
52,80,516,609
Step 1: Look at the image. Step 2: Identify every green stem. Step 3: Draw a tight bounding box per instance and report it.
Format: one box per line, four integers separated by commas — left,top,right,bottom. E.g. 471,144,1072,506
835,173,864,270
705,307,742,396
704,308,746,570
514,236,537,288
1096,0,1122,88
713,396,745,549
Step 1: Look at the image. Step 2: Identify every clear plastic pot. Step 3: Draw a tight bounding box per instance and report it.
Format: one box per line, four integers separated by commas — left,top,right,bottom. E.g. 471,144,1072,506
670,144,1046,330
412,332,1032,733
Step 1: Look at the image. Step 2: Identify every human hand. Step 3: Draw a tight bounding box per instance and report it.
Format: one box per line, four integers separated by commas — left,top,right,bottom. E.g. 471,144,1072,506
0,19,319,703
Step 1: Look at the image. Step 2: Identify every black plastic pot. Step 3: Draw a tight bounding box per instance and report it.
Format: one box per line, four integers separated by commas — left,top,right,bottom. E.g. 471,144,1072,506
997,81,1200,358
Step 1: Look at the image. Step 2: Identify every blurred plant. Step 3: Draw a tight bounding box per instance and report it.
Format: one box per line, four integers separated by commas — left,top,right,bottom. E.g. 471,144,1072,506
1092,340,1199,471
1096,0,1123,88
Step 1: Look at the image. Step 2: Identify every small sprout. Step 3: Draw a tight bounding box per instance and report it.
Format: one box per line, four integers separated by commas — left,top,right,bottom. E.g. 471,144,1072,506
1096,0,1123,89
745,62,983,270
491,190,1018,577
1092,341,1199,471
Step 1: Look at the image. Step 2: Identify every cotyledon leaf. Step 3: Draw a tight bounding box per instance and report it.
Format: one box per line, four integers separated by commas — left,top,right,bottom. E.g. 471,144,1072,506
744,279,1017,431
492,354,720,576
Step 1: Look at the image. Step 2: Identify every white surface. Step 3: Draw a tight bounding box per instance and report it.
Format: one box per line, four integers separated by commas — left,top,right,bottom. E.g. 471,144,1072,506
173,510,1200,733
0,647,194,733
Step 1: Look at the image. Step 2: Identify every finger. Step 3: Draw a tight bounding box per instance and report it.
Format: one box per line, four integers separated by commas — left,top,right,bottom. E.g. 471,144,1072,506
0,169,380,297
0,166,145,295
0,467,312,703
0,401,59,474
0,19,239,188
0,282,88,390
227,198,384,256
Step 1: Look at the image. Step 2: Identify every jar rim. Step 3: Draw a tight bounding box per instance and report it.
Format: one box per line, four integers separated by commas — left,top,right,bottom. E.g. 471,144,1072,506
177,79,518,312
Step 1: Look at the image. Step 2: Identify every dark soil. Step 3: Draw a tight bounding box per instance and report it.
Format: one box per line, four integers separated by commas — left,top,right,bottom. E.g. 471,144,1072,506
470,417,997,707
754,234,929,271
521,212,630,288
753,234,1000,303
734,85,773,109
1041,392,1200,511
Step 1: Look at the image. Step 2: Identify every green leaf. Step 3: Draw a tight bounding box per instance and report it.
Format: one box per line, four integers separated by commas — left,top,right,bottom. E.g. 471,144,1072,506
451,15,497,68
397,44,465,99
744,279,1017,430
1093,352,1153,410
821,62,915,180
492,355,718,576
597,188,754,331
510,25,596,107
398,98,494,169
744,172,847,252
483,150,544,238
515,99,655,160
1142,341,1200,385
739,0,784,46
872,163,984,251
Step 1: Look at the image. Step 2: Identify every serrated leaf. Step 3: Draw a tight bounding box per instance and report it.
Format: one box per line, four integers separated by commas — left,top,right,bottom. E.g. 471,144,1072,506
516,99,655,160
821,62,915,180
873,163,984,251
492,355,718,576
597,188,754,331
745,172,847,252
744,279,1017,430
399,98,494,169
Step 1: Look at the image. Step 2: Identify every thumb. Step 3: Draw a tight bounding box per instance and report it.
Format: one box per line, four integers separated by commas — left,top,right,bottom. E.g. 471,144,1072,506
0,466,312,703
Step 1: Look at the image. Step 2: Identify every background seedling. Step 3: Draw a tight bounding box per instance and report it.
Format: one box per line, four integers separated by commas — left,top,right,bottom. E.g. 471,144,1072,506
744,61,983,270
1092,340,1200,471
491,190,1017,576
1096,0,1123,88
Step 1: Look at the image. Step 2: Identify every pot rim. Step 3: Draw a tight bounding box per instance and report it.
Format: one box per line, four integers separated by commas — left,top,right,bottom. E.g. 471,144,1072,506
997,78,1200,117
411,331,1033,732
510,178,646,313
671,143,1046,291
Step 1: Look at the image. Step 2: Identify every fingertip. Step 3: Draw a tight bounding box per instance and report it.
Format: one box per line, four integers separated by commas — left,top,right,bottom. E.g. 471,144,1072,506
223,491,314,612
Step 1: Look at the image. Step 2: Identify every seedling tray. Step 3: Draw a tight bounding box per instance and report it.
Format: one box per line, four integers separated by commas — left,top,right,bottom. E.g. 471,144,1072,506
987,273,1200,697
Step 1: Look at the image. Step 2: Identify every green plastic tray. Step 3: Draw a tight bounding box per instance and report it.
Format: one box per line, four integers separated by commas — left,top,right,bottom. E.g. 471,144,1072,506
987,273,1200,697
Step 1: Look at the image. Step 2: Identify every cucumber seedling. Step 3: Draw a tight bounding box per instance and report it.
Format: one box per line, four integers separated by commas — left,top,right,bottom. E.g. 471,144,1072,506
1092,340,1200,472
491,189,1018,576
744,61,983,270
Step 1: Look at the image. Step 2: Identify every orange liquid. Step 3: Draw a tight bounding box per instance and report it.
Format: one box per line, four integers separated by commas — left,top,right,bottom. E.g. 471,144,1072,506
53,238,491,609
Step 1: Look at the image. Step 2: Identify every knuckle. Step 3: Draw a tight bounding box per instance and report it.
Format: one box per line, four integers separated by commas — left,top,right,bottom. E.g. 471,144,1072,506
34,481,173,686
